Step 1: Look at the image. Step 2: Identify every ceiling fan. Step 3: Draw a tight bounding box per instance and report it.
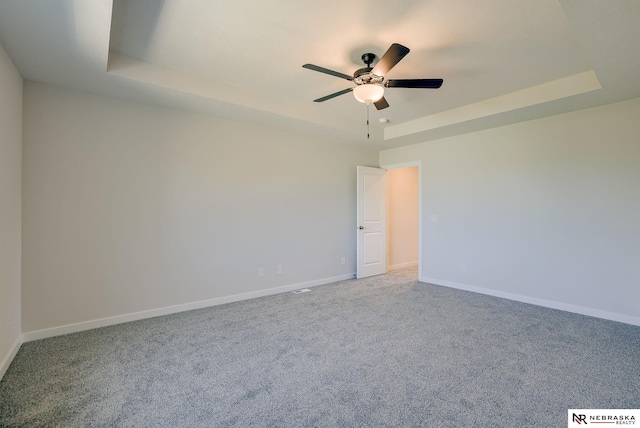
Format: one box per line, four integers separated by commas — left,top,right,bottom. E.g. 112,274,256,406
303,43,443,111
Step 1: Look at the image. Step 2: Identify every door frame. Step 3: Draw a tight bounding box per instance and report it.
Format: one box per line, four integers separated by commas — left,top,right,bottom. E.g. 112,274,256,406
379,160,423,279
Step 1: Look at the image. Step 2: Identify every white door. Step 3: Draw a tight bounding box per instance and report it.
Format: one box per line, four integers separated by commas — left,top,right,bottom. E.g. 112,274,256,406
357,166,387,278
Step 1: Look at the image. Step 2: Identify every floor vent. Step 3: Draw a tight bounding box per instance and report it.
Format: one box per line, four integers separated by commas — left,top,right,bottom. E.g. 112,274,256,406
292,288,311,294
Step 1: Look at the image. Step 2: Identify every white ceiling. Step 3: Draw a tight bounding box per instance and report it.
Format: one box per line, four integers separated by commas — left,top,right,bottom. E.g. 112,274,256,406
0,0,639,148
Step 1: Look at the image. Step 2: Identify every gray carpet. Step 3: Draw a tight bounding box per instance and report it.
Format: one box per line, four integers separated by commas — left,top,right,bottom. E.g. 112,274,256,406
1,267,639,427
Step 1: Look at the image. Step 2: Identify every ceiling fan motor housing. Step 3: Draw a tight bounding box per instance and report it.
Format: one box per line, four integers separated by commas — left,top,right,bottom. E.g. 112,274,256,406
354,54,384,85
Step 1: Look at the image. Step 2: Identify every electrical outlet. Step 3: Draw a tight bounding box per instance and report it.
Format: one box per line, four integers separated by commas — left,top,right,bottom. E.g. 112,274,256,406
277,265,283,275
341,256,346,265
460,263,467,273
258,268,264,277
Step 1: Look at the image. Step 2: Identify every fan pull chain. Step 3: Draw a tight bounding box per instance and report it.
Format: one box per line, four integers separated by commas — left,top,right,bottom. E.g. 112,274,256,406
367,103,370,139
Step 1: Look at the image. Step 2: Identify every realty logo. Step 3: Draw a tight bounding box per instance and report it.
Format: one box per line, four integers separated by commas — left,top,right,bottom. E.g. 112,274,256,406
572,413,587,424
568,409,640,426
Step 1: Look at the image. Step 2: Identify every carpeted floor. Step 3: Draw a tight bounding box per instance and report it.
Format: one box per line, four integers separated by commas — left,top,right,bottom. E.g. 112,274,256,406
1,267,639,427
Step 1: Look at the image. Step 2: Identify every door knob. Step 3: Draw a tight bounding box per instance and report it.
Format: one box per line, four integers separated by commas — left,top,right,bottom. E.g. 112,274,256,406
358,226,365,230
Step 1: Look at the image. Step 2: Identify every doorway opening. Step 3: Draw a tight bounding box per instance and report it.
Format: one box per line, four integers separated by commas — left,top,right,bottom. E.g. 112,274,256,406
384,161,422,280
355,162,422,280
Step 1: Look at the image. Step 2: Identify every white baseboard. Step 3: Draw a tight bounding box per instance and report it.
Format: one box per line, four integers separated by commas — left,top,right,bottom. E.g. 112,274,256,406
23,273,356,342
388,261,418,271
420,276,640,327
1,334,23,381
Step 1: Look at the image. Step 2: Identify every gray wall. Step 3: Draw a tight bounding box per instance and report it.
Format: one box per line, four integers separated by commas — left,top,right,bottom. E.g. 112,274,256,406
380,98,640,325
0,41,22,378
22,82,378,334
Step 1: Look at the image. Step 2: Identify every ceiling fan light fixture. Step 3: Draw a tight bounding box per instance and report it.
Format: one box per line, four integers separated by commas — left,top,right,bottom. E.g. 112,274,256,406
353,84,384,104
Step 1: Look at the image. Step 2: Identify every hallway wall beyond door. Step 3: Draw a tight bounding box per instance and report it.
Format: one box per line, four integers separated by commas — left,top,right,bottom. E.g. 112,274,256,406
387,167,418,270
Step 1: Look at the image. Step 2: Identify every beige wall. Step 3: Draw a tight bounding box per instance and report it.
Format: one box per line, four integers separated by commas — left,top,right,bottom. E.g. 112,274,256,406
387,167,419,269
22,82,378,334
0,41,22,378
380,98,640,325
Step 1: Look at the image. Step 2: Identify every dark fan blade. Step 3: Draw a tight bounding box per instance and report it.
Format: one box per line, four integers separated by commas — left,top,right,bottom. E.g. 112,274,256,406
313,87,354,102
303,64,353,81
374,97,389,110
371,43,410,76
385,79,443,89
